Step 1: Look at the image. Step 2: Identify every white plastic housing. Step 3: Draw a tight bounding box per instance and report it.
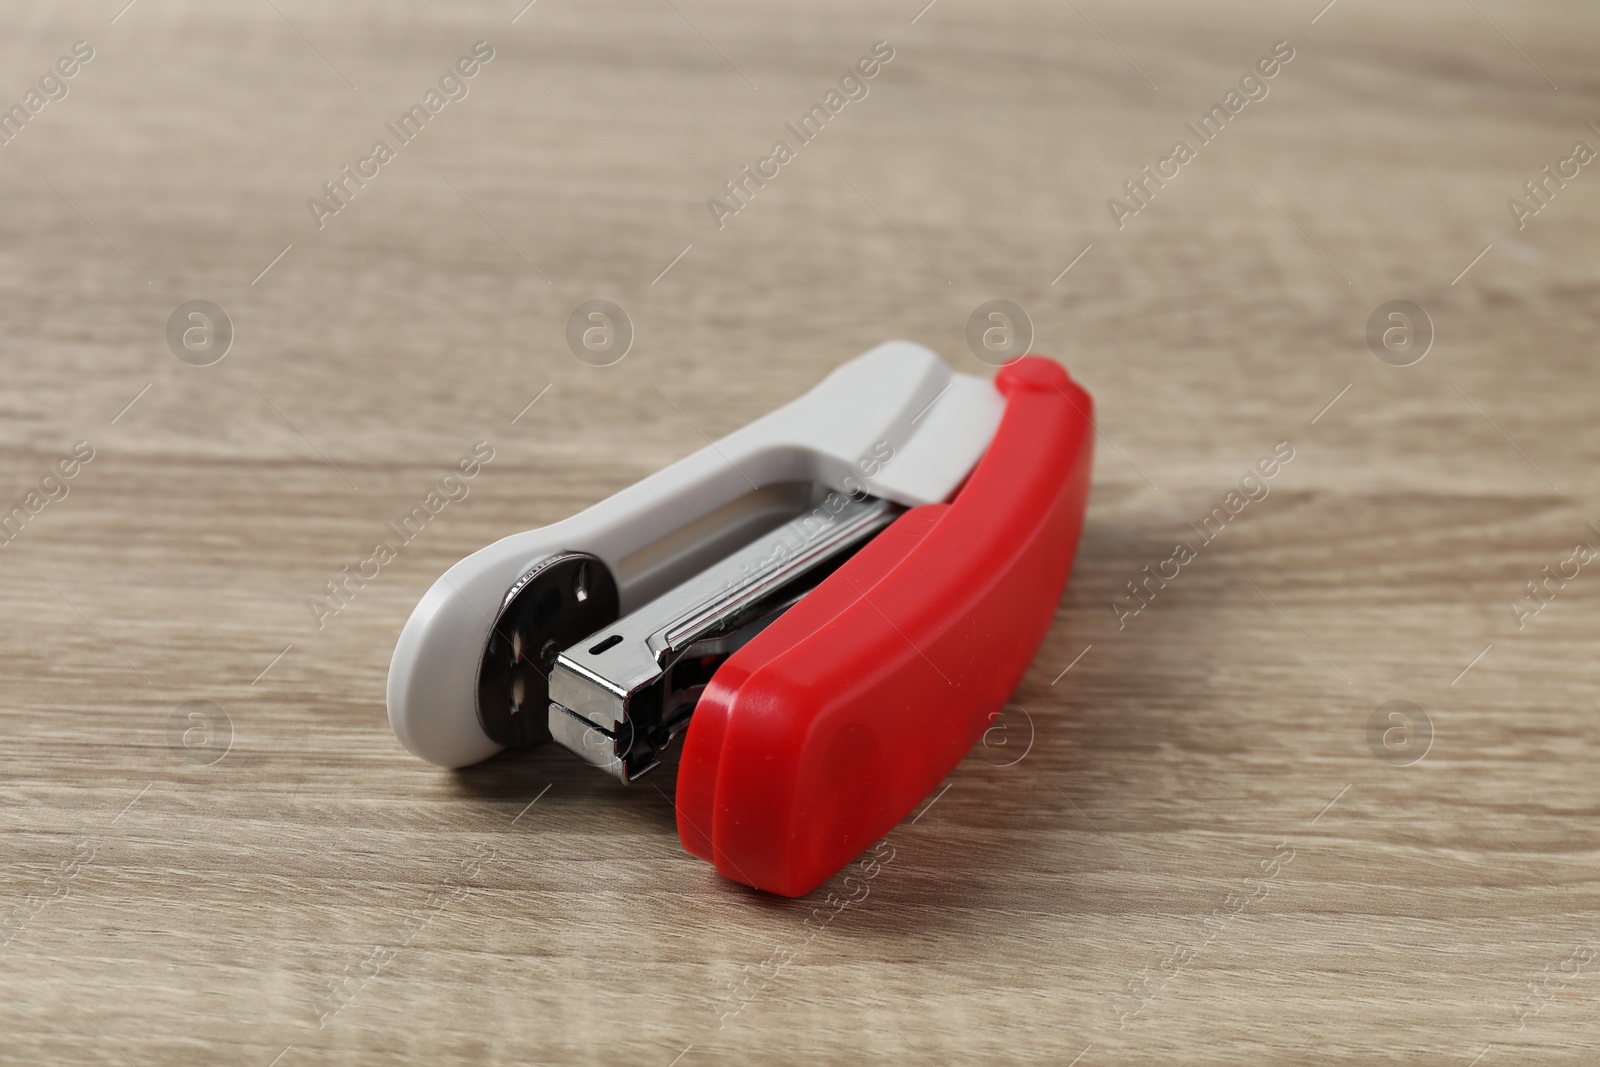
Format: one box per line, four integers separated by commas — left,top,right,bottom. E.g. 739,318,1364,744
386,341,1004,768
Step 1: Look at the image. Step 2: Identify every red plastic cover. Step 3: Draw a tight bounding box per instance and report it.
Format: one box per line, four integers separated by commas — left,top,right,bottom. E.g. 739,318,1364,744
675,356,1095,896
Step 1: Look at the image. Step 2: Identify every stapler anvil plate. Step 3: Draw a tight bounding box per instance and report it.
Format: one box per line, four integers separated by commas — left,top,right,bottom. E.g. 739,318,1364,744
387,341,1094,897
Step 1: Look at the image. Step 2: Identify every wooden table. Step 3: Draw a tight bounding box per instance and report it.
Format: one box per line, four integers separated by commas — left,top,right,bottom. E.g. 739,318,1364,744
2,1,1596,1063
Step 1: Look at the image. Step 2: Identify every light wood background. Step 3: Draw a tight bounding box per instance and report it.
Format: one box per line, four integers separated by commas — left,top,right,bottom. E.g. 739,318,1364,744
2,0,1597,1063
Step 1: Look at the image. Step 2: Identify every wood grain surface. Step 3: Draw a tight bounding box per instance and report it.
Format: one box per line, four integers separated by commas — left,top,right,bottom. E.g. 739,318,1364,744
2,0,1598,1063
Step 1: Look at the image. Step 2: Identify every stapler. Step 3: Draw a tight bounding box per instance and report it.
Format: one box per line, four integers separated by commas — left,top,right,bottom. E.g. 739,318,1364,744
387,341,1094,896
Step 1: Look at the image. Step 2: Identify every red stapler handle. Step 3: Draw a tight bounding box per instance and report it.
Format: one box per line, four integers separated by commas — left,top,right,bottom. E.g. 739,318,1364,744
676,357,1095,896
